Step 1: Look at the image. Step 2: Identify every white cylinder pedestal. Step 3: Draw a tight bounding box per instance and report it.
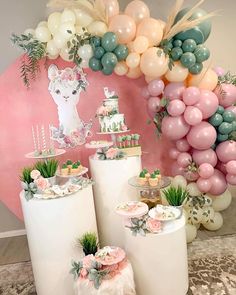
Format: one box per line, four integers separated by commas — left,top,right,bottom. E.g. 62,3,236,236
89,156,142,247
124,216,188,295
20,185,97,295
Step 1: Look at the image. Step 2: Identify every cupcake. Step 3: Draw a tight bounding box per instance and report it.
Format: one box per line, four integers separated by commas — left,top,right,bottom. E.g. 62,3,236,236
122,136,127,148
154,169,162,180
71,163,79,175
133,134,140,146
66,160,73,173
117,136,123,148
61,163,69,176
126,135,131,147
138,171,147,186
77,161,83,172
149,173,158,187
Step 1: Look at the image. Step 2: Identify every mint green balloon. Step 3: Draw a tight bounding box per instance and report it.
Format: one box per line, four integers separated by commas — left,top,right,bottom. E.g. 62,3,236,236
209,113,223,127
180,52,196,68
102,66,114,75
101,32,118,52
217,133,228,142
101,52,118,68
232,121,236,131
113,45,129,61
217,106,225,115
182,39,197,52
189,62,203,75
170,47,183,61
223,110,236,123
89,57,102,71
94,46,105,59
194,45,210,63
218,122,233,134
90,36,101,47
173,39,182,47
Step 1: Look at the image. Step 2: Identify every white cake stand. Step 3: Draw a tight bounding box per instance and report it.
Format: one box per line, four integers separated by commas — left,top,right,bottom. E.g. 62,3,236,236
56,167,89,178
25,148,66,159
97,130,130,146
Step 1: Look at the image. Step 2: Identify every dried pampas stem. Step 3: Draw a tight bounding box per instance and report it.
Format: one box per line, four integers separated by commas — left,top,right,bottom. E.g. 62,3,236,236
164,0,184,38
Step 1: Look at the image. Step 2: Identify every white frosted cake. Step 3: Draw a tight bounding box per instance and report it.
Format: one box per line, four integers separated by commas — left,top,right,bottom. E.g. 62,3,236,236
97,87,128,133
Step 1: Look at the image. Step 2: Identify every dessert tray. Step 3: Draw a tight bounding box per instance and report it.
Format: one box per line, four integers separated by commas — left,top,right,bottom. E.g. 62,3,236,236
25,148,66,159
95,246,126,266
97,130,130,135
128,176,171,190
34,183,81,199
148,205,182,221
56,167,88,178
116,201,149,218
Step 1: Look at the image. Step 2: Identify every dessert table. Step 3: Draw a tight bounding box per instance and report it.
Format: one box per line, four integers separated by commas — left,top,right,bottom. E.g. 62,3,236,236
20,184,97,295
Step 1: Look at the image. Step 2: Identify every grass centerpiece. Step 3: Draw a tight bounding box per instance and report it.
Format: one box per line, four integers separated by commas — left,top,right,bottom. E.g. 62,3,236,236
79,232,98,256
162,186,189,207
34,159,58,178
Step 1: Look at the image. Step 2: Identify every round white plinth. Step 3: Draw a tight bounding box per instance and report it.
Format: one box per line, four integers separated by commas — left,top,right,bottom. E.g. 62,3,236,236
20,185,97,295
89,156,142,247
124,216,188,295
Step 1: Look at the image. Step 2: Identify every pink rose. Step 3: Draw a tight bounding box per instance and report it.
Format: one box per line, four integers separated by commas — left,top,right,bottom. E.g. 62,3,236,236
80,268,88,278
34,177,49,191
146,218,162,233
82,255,95,269
106,148,118,159
121,124,128,131
30,169,41,180
64,136,72,144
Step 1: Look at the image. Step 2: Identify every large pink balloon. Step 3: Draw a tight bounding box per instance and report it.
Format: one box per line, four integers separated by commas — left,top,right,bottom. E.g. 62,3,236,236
198,163,214,178
164,82,185,100
213,66,226,77
226,174,236,185
147,96,162,113
176,138,190,152
214,84,236,107
209,169,227,195
169,147,180,159
184,106,203,126
141,86,150,99
103,0,119,18
167,99,186,117
184,170,199,181
187,122,217,150
193,149,218,167
146,104,156,119
109,14,136,44
148,79,165,96
197,178,212,193
171,161,185,176
216,140,236,163
161,115,190,141
226,160,236,175
124,0,150,24
183,87,201,106
216,161,227,175
177,152,192,168
195,90,219,119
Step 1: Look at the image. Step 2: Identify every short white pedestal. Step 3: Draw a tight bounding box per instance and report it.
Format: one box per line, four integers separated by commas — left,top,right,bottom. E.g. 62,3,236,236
89,156,142,247
124,216,188,295
20,185,97,295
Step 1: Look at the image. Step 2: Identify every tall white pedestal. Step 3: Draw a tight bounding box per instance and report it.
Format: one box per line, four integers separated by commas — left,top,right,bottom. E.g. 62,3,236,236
20,185,97,295
124,216,188,295
89,156,142,247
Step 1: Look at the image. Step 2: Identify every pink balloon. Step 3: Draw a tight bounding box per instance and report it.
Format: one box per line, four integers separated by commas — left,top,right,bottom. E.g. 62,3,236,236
198,163,214,179
163,82,185,101
167,99,186,117
226,174,236,185
195,90,219,119
176,138,190,152
146,104,156,119
197,178,212,193
216,140,236,163
141,86,150,99
226,106,236,116
214,84,236,108
216,161,227,175
184,106,203,126
187,122,217,150
147,96,162,113
213,66,226,77
183,87,201,106
171,161,185,176
184,170,199,181
148,79,165,96
208,169,227,195
169,147,180,160
192,149,218,167
177,152,192,168
161,115,190,141
226,160,236,175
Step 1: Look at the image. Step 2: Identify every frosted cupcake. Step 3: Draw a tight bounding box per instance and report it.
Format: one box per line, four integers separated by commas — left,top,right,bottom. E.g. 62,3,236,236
61,163,69,176
66,160,73,173
138,171,147,186
149,173,158,187
126,135,131,147
154,169,162,180
71,163,79,174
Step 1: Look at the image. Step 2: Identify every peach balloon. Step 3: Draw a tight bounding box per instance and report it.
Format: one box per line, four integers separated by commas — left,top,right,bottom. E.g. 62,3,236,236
188,68,218,91
165,62,189,82
126,66,142,79
158,19,166,30
133,36,149,53
109,14,136,44
137,17,163,46
124,0,150,24
126,52,140,68
114,61,128,76
102,0,119,19
140,47,169,78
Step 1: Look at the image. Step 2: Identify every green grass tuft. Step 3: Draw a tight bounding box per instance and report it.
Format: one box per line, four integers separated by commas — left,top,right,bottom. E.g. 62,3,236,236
163,186,189,206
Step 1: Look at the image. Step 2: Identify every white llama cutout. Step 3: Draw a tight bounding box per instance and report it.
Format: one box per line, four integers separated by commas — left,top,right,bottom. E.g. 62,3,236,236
48,65,92,147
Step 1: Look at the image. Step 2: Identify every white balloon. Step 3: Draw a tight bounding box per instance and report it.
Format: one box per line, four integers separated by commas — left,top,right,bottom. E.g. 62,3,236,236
60,46,73,62
35,26,51,42
185,224,197,243
75,25,84,35
53,33,67,49
202,212,223,231
46,40,60,56
202,195,213,208
48,53,59,60
37,21,48,28
48,12,61,35
195,223,200,229
187,207,203,225
74,9,94,27
87,21,108,36
61,9,76,24
201,206,215,224
24,28,35,37
172,175,187,189
59,21,75,40
78,44,93,61
209,189,232,212
187,182,201,197
80,59,89,69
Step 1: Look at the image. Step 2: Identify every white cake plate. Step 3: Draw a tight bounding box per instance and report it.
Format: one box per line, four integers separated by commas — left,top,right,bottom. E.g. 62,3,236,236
25,148,66,159
56,167,88,178
97,130,130,145
85,141,113,149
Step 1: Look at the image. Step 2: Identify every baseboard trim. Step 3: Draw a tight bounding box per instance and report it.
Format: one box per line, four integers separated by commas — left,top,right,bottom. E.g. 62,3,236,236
0,229,26,238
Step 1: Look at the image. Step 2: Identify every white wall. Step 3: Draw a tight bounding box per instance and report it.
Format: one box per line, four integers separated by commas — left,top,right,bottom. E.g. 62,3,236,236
0,0,236,232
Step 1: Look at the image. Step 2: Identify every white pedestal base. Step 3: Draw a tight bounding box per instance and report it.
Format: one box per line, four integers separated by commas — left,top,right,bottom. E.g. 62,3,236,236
89,156,142,247
124,216,188,295
20,185,97,295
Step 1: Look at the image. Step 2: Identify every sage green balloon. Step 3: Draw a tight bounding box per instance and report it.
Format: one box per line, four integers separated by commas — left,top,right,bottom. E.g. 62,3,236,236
173,39,182,47
189,62,203,75
101,32,117,52
218,122,233,135
170,47,183,61
211,143,216,150
94,46,105,59
113,44,129,61
194,45,210,63
182,39,197,52
90,36,101,47
102,66,114,75
222,110,236,123
180,52,196,68
232,121,236,131
217,106,225,115
176,27,205,45
89,57,102,71
101,52,118,68
209,113,223,127
217,133,228,142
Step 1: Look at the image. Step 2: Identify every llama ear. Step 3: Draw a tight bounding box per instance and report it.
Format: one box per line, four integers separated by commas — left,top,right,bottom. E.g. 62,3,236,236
48,64,58,80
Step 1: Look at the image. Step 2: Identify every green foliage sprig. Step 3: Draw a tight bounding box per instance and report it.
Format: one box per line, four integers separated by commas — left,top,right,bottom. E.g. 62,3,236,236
218,71,236,86
79,232,98,256
20,167,33,184
158,39,175,70
163,186,189,206
34,159,58,178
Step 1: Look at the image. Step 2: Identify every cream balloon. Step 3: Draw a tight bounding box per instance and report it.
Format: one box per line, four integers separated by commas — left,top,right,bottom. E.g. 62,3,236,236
165,62,189,82
75,25,84,35
187,207,203,225
133,35,149,54
35,26,51,42
202,212,223,231
127,42,135,53
53,33,67,49
60,46,72,62
74,9,94,27
185,224,197,243
187,182,201,197
48,53,59,60
48,12,61,35
158,19,166,30
24,28,35,37
137,17,163,46
87,21,108,36
188,68,218,91
124,0,150,24
126,66,142,79
126,52,140,68
80,59,89,69
210,189,232,212
102,0,119,19
37,21,48,28
140,47,168,77
201,206,215,224
114,61,128,76
172,175,187,189
59,22,76,40
202,195,213,207
145,76,157,83
61,9,76,24
46,40,60,56
78,44,93,61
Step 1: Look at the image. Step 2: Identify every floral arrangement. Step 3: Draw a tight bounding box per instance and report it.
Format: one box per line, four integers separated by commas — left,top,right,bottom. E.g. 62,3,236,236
97,147,125,160
96,105,118,118
126,215,162,236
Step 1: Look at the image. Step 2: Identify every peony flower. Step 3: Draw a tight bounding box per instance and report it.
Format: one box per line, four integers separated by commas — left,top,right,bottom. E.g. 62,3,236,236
146,218,162,233
34,176,49,191
82,254,95,269
106,148,118,159
80,268,88,278
30,169,41,180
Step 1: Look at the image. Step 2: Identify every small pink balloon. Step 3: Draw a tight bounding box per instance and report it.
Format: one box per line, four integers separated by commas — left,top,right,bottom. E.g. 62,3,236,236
176,138,190,152
197,177,212,193
163,82,185,101
187,122,217,150
198,163,214,179
208,169,227,195
193,149,218,167
161,115,190,141
226,173,236,185
226,105,236,116
171,161,185,176
184,170,199,181
184,106,203,126
177,152,192,168
213,66,226,77
214,84,236,108
146,104,156,119
167,99,186,117
147,79,165,96
216,161,227,175
141,86,150,99
147,96,162,113
183,87,201,106
226,160,236,174
169,147,180,160
216,140,236,163
195,90,219,119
